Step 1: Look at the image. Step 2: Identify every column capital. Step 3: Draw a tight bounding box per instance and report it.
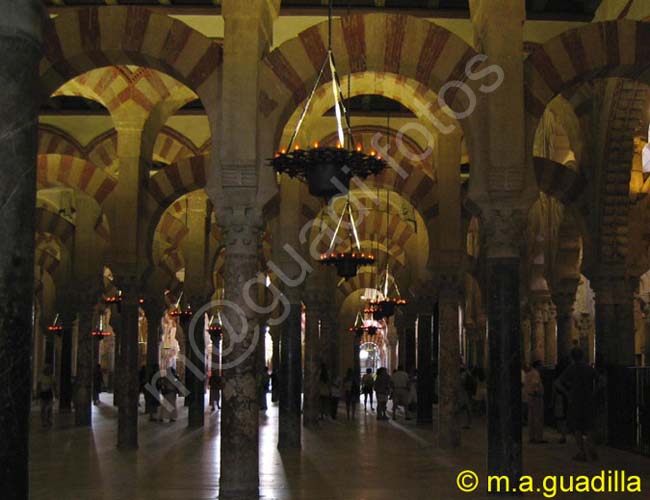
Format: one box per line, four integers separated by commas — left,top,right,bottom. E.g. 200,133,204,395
480,207,527,259
552,290,576,317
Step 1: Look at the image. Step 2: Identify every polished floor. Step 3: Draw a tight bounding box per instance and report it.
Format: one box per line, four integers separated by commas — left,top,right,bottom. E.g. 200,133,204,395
30,395,650,500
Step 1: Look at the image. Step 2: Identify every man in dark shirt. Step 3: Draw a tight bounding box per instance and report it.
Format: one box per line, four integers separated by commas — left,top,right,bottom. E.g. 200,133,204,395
555,347,599,461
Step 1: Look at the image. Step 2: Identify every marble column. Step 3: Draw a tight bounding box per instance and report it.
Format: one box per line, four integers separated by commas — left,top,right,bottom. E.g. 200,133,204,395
553,292,575,363
531,300,546,364
0,4,43,497
218,209,262,500
481,210,525,485
58,313,74,412
303,291,321,427
143,302,162,414
439,280,461,448
187,306,206,428
544,303,557,366
74,295,94,427
278,301,302,448
521,316,532,365
416,307,434,424
116,278,140,449
593,275,636,369
402,311,417,373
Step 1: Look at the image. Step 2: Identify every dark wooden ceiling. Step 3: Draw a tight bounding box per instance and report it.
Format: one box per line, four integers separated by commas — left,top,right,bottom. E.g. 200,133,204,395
46,0,603,21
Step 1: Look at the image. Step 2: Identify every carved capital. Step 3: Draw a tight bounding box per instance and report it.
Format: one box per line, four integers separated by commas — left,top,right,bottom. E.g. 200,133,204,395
480,207,527,258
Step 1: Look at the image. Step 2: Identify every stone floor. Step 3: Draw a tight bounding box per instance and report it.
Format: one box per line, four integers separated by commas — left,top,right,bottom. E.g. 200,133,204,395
30,395,650,499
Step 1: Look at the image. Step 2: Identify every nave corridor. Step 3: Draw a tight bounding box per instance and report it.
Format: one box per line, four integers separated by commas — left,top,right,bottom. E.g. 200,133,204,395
30,396,650,500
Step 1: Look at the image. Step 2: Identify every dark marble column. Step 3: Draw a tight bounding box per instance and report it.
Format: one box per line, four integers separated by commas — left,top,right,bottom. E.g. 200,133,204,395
553,292,575,363
303,296,321,427
143,302,161,414
404,326,416,374
397,330,406,368
0,6,43,495
593,275,636,368
58,314,74,412
188,308,206,428
278,303,302,448
218,212,261,500
116,279,139,449
75,298,94,427
439,282,461,448
486,257,522,484
417,310,434,424
180,315,193,409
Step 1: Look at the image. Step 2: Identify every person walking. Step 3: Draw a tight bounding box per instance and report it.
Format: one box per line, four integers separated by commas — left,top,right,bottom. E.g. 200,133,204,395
555,347,599,461
343,368,358,421
390,365,411,421
318,364,330,420
459,364,476,429
524,360,546,443
209,372,222,411
146,364,161,422
330,373,342,420
93,363,103,405
361,368,375,412
37,365,56,429
159,368,179,423
258,366,270,412
374,367,391,420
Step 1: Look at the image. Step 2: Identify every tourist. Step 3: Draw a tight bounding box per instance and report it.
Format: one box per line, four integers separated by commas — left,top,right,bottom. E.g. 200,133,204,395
159,368,179,423
138,365,146,408
258,366,270,412
460,363,476,429
374,367,391,420
342,368,358,421
524,360,546,443
361,368,375,411
555,347,599,461
270,369,279,403
408,369,418,415
330,373,342,419
552,356,570,444
318,364,330,419
390,365,411,421
209,371,222,411
146,364,161,422
93,364,102,405
37,365,56,429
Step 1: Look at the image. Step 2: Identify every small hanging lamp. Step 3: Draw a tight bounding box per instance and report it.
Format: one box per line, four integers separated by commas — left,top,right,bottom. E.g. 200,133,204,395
47,313,64,336
348,311,366,337
92,314,112,338
169,291,193,321
319,197,375,279
369,191,406,319
269,0,385,199
207,313,223,344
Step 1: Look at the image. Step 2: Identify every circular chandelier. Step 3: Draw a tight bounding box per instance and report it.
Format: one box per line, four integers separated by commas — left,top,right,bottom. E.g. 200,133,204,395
348,312,366,337
207,313,223,344
319,198,375,279
269,0,385,199
47,313,63,335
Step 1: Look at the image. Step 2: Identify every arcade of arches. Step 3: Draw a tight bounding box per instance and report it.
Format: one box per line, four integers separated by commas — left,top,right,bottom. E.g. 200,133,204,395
2,1,650,499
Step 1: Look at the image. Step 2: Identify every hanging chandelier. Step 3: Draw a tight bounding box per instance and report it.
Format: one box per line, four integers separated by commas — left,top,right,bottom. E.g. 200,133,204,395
92,315,112,338
47,313,64,335
169,292,193,320
348,311,366,337
369,265,407,320
207,313,223,344
269,0,386,199
367,191,406,319
319,197,374,279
